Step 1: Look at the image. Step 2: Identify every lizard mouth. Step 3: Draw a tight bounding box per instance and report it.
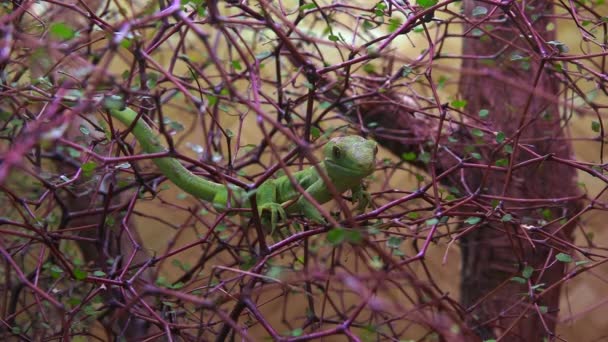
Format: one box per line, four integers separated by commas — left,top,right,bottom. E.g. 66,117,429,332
325,159,373,178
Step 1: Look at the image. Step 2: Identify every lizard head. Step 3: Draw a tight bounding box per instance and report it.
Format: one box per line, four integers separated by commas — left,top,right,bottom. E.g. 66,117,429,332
323,135,377,179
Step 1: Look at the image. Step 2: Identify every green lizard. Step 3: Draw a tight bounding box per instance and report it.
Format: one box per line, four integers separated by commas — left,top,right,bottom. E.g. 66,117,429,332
109,107,377,230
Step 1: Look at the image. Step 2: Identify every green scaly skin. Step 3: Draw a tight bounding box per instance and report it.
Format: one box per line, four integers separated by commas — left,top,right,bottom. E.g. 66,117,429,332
109,107,377,228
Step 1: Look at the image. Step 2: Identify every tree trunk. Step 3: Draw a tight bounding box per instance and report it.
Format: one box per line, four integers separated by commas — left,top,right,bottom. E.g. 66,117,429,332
458,0,579,339
351,0,581,339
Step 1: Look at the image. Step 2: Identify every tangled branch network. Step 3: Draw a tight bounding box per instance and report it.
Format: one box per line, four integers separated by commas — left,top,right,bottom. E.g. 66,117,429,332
0,0,607,341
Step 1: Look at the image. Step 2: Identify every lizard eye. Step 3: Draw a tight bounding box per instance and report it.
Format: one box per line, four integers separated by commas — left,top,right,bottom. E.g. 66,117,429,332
332,145,342,159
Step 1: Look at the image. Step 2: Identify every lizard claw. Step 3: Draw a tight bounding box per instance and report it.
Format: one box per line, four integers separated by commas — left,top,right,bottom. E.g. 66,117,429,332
258,202,288,235
352,186,372,212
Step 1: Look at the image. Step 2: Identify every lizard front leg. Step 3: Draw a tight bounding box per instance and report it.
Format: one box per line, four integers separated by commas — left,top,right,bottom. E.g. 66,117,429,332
288,179,329,224
351,183,371,213
254,180,287,235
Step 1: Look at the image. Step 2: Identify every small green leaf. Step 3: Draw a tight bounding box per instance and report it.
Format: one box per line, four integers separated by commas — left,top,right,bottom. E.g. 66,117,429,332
79,125,90,135
231,60,242,70
370,256,384,270
510,53,526,61
472,6,488,16
291,328,304,337
105,216,115,228
375,2,387,15
592,121,601,132
417,0,438,8
68,297,82,308
496,131,505,143
471,128,484,137
345,230,363,244
425,218,439,226
242,144,257,153
266,266,283,279
363,63,376,73
239,255,257,270
465,216,482,225
388,18,402,32
49,22,76,40
328,34,339,42
538,306,548,313
311,126,321,139
470,152,482,160
156,276,168,287
146,73,159,88
451,99,468,109
547,40,569,53
437,75,448,89
495,158,509,167
522,266,534,279
169,281,185,290
167,120,184,132
255,51,272,60
471,28,483,36
49,265,63,279
541,208,553,220
120,37,132,49
82,161,97,178
531,283,545,291
407,212,420,219
327,228,346,245
93,270,106,277
318,101,332,110
413,25,424,33
556,253,572,263
418,151,431,164
402,152,416,161
479,109,490,118
73,268,88,281
368,225,381,235
67,147,80,158
553,63,564,72
299,3,316,10
501,214,513,222
387,236,403,249
510,276,526,284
